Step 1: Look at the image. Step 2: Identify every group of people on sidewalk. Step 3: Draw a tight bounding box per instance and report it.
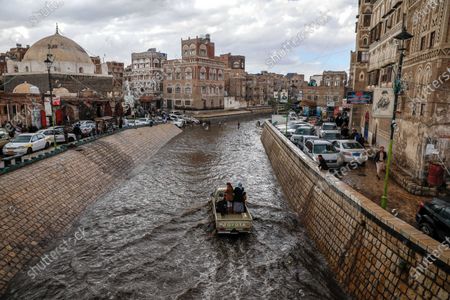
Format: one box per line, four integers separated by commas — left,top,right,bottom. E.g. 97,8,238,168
217,182,247,214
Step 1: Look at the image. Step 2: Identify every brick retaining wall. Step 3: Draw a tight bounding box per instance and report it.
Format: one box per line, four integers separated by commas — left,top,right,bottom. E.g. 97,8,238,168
0,124,181,295
261,121,450,300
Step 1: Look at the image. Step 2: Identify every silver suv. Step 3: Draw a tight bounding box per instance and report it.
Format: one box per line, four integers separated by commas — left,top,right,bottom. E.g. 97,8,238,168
304,139,344,169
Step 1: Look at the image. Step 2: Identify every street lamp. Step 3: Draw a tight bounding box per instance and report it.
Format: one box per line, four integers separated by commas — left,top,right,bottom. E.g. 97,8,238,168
44,53,57,148
380,19,413,210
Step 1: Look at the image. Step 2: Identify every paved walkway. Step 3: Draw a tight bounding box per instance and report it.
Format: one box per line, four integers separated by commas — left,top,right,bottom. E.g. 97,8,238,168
339,160,431,226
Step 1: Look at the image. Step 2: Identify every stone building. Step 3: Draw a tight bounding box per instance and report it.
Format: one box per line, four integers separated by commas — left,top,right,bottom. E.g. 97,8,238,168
123,48,166,110
309,74,323,86
0,83,43,129
245,71,289,106
245,73,259,106
106,61,124,98
298,71,347,115
1,28,117,126
395,0,450,181
162,34,225,110
219,53,246,105
349,0,450,181
0,44,30,90
348,0,373,130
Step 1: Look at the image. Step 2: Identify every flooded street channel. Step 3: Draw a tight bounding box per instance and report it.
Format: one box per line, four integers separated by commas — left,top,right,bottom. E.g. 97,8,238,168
4,118,347,300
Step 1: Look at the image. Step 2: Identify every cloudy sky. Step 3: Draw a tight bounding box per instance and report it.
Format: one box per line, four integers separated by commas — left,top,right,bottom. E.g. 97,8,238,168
0,0,357,78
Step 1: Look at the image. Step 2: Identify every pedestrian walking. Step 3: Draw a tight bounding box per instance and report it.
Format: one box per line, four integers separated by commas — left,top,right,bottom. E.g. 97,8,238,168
73,124,82,141
374,146,387,180
341,125,349,138
317,155,329,171
237,121,240,130
349,129,358,140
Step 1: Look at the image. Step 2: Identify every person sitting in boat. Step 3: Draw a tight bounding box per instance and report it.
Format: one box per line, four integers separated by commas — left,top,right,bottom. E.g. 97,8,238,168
233,183,245,213
225,182,234,213
216,198,227,215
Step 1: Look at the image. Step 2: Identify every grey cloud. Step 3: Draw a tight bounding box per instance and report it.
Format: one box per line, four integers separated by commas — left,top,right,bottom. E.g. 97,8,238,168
0,0,356,77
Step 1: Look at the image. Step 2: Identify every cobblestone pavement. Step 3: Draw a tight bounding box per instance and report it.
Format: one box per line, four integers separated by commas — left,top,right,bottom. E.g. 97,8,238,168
339,161,432,226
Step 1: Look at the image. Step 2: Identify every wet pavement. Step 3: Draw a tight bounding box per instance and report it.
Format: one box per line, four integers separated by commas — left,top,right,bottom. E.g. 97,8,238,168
3,118,347,300
339,161,431,226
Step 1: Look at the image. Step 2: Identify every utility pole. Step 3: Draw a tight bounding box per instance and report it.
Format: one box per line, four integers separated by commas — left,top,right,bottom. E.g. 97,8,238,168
380,18,413,209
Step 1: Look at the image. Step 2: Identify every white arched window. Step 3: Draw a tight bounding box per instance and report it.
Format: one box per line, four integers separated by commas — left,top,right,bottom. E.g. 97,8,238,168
153,59,160,68
359,72,365,81
200,67,206,80
175,68,181,79
199,44,207,56
209,69,216,80
189,44,196,56
185,67,192,80
362,36,369,46
183,45,189,56
175,84,181,94
233,61,240,68
166,69,173,80
218,70,223,80
185,84,192,94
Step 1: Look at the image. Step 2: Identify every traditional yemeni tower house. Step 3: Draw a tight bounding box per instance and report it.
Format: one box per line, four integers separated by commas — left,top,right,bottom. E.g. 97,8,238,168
163,34,225,110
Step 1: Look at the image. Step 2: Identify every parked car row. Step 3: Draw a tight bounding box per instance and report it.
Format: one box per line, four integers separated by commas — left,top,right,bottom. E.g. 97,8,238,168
273,114,368,169
2,132,49,156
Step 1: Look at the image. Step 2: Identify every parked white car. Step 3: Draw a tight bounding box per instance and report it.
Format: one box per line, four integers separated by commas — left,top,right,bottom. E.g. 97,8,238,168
38,127,76,143
80,123,96,136
295,135,319,151
2,133,49,156
137,118,154,126
290,126,316,145
319,122,339,138
332,140,368,164
304,139,344,169
170,119,184,128
169,115,185,127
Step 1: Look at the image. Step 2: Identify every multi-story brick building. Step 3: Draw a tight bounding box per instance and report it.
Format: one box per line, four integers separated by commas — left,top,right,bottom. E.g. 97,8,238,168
299,71,347,107
349,0,450,181
0,44,30,91
106,61,124,98
219,53,246,104
348,0,373,130
124,48,166,110
163,34,225,110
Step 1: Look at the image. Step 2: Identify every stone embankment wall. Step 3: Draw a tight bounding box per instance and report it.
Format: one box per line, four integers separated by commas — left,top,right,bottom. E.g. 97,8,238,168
261,122,450,300
0,125,181,295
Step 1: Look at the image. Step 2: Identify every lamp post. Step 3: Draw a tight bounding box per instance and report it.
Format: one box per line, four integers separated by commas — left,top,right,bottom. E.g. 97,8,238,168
380,21,413,209
44,53,57,148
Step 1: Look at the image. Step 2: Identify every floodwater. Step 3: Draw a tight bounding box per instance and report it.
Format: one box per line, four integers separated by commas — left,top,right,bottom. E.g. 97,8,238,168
3,118,347,300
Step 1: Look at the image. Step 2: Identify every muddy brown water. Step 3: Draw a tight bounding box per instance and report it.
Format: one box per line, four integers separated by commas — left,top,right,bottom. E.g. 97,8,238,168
3,118,348,300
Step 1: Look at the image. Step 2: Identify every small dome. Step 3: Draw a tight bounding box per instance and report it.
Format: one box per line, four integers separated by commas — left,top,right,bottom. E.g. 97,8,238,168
13,82,40,94
53,87,70,96
23,31,94,65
